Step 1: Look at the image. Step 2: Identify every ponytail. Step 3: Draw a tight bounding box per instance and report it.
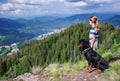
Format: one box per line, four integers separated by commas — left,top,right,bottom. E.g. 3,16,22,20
95,21,99,29
90,16,100,32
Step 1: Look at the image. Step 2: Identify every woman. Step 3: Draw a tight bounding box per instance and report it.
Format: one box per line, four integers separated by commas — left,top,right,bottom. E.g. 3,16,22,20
89,16,100,51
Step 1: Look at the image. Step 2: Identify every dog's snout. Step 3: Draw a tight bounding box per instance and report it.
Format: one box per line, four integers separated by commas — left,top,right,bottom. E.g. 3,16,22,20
77,43,82,48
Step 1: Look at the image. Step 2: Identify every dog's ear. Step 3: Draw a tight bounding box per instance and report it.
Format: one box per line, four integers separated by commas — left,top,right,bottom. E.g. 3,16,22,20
78,39,90,50
77,39,82,48
77,39,84,47
80,40,86,46
79,39,89,47
84,39,89,45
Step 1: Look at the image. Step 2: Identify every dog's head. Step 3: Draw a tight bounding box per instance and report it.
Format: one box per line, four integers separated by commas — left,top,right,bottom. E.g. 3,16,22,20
77,39,90,50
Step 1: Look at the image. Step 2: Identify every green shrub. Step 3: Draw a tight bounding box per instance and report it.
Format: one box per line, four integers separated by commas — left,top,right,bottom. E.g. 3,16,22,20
31,66,42,74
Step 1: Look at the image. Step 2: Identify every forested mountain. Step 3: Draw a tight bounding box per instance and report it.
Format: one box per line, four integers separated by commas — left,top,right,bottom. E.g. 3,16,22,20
0,18,35,45
0,22,120,79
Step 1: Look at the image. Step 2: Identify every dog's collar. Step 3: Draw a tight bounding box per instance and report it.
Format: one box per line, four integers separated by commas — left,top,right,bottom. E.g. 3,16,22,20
83,47,91,53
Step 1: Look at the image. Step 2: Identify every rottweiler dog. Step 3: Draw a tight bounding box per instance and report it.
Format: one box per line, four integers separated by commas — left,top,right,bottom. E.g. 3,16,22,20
77,39,109,74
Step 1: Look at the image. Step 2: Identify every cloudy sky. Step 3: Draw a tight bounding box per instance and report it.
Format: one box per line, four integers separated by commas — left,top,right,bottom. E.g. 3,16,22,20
0,0,120,18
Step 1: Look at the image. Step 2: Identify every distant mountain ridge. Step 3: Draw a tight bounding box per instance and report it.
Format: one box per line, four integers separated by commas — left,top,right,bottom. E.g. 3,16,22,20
0,13,120,45
0,18,24,29
57,13,115,22
106,15,120,26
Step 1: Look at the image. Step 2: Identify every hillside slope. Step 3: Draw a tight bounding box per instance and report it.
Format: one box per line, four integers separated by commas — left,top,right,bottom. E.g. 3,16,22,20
3,55,120,81
0,22,120,80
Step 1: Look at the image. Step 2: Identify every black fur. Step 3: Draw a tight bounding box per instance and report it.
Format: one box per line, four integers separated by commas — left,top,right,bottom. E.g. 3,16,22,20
77,39,109,72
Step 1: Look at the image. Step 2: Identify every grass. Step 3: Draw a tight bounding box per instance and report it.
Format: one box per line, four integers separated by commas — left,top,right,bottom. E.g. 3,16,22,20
102,50,113,61
72,60,87,71
31,66,42,74
97,60,120,81
101,43,120,62
38,60,87,81
97,43,120,81
39,42,120,81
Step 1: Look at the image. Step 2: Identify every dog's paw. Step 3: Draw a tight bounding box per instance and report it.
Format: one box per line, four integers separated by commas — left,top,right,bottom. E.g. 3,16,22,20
95,69,102,74
86,66,92,73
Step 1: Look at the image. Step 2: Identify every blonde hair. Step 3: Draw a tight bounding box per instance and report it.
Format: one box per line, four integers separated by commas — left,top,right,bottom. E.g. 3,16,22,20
89,16,100,30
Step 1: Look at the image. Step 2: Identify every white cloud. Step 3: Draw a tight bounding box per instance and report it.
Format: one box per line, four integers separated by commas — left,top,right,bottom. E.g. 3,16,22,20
10,0,64,4
64,1,87,7
0,11,4,14
15,3,38,10
13,9,22,14
1,3,13,10
0,0,120,18
86,0,113,3
10,0,26,3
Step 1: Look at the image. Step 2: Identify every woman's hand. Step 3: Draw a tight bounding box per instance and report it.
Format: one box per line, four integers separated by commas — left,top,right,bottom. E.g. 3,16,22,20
90,35,96,48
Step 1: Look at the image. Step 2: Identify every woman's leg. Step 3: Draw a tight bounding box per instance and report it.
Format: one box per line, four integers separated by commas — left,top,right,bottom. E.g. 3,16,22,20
93,40,98,51
89,39,98,51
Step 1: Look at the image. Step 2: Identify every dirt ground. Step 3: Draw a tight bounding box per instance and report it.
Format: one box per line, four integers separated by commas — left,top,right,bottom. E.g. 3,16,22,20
63,68,101,81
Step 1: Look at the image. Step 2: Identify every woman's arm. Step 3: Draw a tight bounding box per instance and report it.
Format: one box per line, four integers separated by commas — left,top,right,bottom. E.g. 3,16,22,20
96,28,100,32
